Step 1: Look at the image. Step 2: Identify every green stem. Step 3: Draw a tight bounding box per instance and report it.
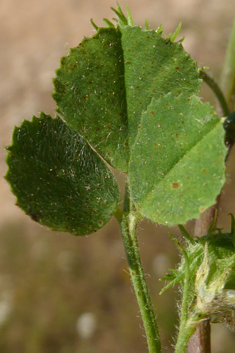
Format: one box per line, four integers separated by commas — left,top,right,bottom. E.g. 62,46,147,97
220,17,235,112
199,70,230,116
116,186,161,353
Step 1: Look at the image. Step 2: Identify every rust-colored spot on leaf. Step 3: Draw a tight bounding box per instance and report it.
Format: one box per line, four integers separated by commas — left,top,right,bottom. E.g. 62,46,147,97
202,169,206,174
172,182,179,188
150,111,155,115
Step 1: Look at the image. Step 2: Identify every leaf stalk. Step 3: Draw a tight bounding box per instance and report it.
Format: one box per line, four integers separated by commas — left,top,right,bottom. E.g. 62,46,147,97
199,70,230,116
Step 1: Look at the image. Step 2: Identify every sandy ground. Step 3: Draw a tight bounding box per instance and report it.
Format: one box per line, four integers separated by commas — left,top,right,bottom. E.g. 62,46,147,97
1,1,235,352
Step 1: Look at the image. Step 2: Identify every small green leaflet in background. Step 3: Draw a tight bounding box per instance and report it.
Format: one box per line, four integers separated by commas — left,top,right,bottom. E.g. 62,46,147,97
5,114,120,235
161,217,235,328
129,94,227,226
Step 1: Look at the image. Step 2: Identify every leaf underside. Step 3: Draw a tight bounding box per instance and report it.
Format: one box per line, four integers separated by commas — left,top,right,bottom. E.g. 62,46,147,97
5,114,120,235
129,94,227,226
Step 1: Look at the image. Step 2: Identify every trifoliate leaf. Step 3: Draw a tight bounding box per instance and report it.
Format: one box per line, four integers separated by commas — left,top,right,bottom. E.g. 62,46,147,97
5,113,120,235
129,94,227,226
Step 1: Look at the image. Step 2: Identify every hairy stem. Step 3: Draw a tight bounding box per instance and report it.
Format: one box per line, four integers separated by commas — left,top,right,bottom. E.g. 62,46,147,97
116,186,161,353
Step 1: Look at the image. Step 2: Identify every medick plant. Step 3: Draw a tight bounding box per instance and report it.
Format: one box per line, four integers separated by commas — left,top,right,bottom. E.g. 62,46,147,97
5,3,235,352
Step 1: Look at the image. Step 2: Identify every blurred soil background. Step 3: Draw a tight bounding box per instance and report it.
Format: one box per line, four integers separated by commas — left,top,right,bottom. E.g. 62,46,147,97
1,0,235,352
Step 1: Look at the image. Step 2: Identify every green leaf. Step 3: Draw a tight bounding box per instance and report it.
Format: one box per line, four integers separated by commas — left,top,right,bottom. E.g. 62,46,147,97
129,94,227,226
5,113,120,235
53,17,200,171
53,27,129,172
119,25,201,147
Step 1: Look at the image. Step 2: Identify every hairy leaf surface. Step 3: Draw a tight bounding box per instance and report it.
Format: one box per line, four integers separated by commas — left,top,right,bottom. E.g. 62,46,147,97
53,23,200,171
5,114,120,235
129,94,227,225
119,26,201,147
53,28,129,172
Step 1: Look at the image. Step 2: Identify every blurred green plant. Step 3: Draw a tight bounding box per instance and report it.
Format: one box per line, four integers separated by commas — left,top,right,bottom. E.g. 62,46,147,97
5,3,235,353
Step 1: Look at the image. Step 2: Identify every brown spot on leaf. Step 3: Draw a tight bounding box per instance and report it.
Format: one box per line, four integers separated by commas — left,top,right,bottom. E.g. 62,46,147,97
172,182,179,189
